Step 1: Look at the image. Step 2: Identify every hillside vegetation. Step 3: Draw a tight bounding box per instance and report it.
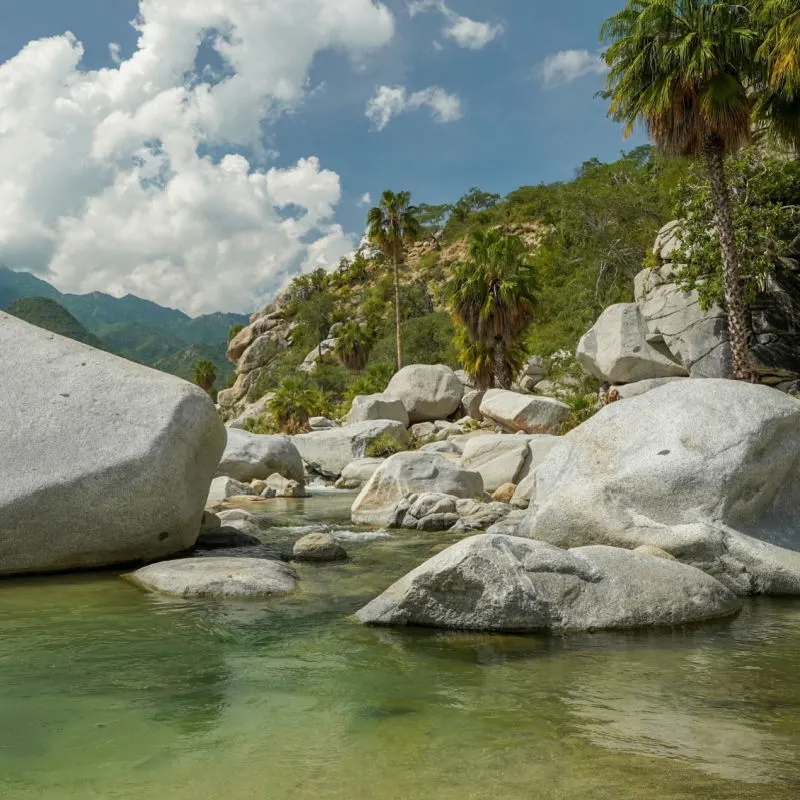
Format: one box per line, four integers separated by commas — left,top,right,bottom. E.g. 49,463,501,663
5,297,109,350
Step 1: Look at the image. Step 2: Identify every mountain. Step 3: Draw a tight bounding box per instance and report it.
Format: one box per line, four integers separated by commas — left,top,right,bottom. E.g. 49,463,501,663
0,266,249,387
5,297,109,350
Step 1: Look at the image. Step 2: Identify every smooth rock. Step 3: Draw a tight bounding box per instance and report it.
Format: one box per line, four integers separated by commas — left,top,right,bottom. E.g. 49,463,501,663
0,314,226,576
207,477,255,504
294,421,408,479
420,440,463,456
128,557,296,598
237,334,282,375
480,389,569,435
385,364,464,423
346,394,409,427
298,338,338,373
355,535,741,631
195,528,262,550
523,379,800,594
293,533,348,562
492,484,517,504
351,452,484,527
634,544,677,561
264,473,309,498
462,389,485,420
615,377,686,399
217,429,305,483
335,458,386,490
459,435,530,493
576,303,688,383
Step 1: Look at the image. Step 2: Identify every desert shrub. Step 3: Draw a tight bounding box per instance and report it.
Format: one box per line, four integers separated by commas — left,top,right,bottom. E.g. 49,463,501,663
365,432,408,458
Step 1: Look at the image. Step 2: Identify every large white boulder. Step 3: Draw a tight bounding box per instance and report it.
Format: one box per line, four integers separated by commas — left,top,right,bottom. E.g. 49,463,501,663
0,313,226,576
576,303,688,384
294,421,408,479
351,452,484,527
346,394,409,427
523,379,800,594
480,389,569,435
385,364,463,423
128,557,297,598
459,435,530,493
207,476,255,504
355,535,740,631
335,458,386,490
217,428,304,483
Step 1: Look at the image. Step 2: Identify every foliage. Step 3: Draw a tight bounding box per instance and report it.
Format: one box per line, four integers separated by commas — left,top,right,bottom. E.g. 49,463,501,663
228,323,244,342
756,0,800,103
191,359,217,393
367,313,459,370
365,432,408,459
334,322,372,371
446,230,537,388
267,377,328,434
559,392,601,435
5,297,108,350
672,148,800,309
344,363,394,403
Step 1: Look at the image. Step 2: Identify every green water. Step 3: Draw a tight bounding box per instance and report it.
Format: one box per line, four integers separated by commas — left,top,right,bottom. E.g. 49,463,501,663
2,493,800,799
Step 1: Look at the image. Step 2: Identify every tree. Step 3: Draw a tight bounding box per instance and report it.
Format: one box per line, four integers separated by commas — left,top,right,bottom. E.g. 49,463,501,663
334,322,372,371
267,377,325,434
416,202,451,249
192,359,217,392
367,190,422,370
601,0,759,381
446,230,537,389
295,291,335,357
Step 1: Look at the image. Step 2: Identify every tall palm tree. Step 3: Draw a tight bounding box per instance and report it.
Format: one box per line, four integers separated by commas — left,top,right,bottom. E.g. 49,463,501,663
601,0,758,381
367,191,421,370
446,230,536,389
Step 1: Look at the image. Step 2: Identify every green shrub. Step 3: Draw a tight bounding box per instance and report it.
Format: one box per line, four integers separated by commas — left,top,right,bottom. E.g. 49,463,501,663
267,377,328,434
365,432,408,459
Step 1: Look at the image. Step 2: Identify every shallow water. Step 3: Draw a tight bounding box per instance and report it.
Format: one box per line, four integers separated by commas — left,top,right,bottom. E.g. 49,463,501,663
2,494,800,799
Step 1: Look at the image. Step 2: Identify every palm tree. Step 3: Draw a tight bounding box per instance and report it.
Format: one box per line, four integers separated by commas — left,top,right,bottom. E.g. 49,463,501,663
192,359,216,393
334,321,372,371
601,0,758,381
267,377,324,434
367,191,421,370
446,230,536,389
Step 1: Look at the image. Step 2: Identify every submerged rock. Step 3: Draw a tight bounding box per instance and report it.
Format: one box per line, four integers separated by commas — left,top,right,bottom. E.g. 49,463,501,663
293,532,348,562
523,379,800,594
128,557,297,598
0,312,225,576
355,535,740,632
195,528,262,550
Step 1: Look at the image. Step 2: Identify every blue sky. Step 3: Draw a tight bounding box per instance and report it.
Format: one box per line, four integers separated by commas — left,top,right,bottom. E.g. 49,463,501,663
0,0,646,314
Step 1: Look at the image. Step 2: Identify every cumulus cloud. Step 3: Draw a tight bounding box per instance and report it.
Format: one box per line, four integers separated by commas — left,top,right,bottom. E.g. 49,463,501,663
357,192,372,207
408,0,503,50
366,85,462,131
539,49,607,87
0,0,394,314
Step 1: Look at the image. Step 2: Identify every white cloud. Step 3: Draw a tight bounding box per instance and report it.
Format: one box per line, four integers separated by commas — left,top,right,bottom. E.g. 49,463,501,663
357,192,372,207
539,49,607,87
408,1,503,50
0,0,395,314
366,85,462,131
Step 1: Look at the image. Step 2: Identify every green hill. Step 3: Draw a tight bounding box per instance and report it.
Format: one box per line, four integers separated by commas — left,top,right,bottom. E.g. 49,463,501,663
5,297,109,350
0,267,248,387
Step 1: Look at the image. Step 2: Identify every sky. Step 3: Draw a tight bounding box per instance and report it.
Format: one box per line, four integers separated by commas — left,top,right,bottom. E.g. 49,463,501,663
0,0,645,316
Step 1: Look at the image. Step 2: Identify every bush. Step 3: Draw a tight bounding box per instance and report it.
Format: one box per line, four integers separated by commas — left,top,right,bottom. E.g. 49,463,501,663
368,313,459,369
267,377,328,434
365,432,408,458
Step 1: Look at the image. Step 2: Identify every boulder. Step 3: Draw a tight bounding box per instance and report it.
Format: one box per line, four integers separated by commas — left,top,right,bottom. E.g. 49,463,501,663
576,303,688,383
410,421,438,443
614,377,686,400
653,220,683,264
264,473,308,498
335,458,385,490
227,394,273,430
385,364,463,423
351,452,484,527
454,370,474,389
346,394,409,427
294,421,409,479
195,528,262,550
0,313,226,576
480,389,569,435
420,440,463,456
355,535,740,631
207,476,255,504
309,416,337,430
293,532,348,562
492,484,517,504
462,389,485,421
237,334,282,375
298,338,338,373
459,435,530,493
214,509,261,536
523,379,800,594
217,429,305,483
128,557,297,598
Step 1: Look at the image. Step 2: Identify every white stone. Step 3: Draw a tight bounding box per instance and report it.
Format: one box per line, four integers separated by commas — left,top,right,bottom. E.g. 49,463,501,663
207,476,255,504
355,535,740,631
576,303,688,384
351,452,484,527
346,394,409,427
614,377,686,399
459,435,530,493
128,557,297,598
294,420,409,479
523,379,800,594
298,338,338,374
335,458,386,490
293,532,347,562
480,389,569,435
385,364,464,423
217,428,305,483
0,313,225,576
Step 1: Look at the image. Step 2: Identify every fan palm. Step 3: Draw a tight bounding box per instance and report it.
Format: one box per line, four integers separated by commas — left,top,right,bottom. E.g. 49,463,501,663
334,322,372,371
367,191,422,370
601,0,758,380
446,230,537,389
191,359,216,393
755,0,800,97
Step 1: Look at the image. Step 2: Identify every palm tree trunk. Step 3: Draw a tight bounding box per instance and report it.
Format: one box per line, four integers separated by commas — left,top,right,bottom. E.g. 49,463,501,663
494,339,512,389
703,134,754,382
393,246,403,371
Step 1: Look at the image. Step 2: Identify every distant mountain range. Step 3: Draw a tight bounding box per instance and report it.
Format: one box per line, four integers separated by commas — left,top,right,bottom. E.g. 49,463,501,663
0,266,249,387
